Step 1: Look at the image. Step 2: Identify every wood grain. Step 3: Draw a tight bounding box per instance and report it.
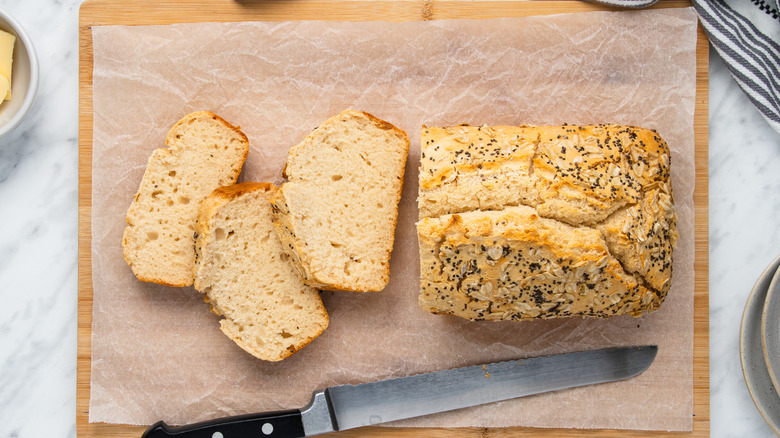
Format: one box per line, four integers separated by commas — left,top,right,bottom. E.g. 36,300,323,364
78,1,709,436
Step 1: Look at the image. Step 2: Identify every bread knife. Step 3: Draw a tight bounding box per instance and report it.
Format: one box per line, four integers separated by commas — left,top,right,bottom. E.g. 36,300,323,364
142,345,657,438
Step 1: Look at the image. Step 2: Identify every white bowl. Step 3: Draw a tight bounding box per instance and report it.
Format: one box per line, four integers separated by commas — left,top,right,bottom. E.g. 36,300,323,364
0,7,38,139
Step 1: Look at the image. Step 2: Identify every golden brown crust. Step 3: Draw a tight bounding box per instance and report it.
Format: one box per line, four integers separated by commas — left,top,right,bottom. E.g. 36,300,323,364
419,124,672,225
417,123,677,321
418,206,659,321
596,187,678,296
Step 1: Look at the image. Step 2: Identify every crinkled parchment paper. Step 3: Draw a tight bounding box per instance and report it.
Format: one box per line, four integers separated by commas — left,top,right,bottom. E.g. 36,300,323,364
90,8,699,431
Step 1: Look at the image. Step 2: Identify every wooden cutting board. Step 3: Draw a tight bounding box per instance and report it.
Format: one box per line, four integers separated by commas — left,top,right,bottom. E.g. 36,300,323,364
78,1,710,436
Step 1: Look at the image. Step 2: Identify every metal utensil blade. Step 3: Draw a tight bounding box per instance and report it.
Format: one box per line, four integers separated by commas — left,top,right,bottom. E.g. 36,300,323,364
322,345,657,431
143,345,657,438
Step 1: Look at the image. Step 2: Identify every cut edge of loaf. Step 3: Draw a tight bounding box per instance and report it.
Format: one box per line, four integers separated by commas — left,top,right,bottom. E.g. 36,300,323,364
272,109,410,292
122,110,250,287
194,182,329,362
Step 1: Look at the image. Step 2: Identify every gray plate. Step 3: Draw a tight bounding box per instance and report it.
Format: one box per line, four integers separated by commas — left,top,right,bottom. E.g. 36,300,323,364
741,254,780,434
762,261,780,392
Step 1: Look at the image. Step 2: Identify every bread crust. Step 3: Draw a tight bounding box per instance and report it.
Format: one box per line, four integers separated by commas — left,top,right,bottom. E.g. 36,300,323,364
419,124,672,223
418,206,659,320
417,123,677,321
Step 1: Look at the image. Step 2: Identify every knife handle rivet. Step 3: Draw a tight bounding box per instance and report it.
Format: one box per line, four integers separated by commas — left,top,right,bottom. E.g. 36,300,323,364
261,423,274,435
211,433,223,438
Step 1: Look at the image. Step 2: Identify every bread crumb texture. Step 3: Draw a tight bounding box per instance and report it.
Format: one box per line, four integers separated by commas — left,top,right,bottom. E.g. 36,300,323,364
271,110,409,292
417,124,678,321
122,111,249,287
194,182,329,361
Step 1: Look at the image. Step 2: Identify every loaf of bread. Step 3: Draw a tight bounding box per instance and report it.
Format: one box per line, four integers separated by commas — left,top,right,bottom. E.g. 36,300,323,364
194,182,329,361
417,124,677,321
122,111,249,287
271,110,409,292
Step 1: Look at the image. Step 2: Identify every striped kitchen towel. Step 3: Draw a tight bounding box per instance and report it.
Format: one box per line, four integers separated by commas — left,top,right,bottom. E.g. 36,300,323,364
594,0,780,134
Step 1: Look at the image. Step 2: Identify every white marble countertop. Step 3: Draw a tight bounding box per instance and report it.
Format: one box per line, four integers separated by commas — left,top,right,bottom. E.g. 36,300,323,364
0,0,777,436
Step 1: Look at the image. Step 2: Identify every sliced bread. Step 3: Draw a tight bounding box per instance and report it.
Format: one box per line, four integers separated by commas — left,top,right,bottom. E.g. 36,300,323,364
122,111,249,287
194,182,329,361
271,110,409,292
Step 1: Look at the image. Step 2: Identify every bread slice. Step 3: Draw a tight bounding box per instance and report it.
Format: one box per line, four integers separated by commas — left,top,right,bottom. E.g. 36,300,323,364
271,110,409,292
417,123,678,321
417,206,659,321
122,111,249,287
194,182,329,361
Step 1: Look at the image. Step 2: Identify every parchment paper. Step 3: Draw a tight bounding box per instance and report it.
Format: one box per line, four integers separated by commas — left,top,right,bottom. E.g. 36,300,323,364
90,8,699,431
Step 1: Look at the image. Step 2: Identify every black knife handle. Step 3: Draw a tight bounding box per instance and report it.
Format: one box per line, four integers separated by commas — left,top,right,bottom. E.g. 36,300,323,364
142,409,305,438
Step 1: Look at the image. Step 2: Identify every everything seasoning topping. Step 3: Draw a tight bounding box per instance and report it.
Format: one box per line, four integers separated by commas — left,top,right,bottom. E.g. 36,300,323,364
425,211,649,321
418,125,537,191
418,124,677,322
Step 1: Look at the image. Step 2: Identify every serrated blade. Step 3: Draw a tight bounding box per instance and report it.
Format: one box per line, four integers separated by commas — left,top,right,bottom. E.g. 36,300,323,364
323,345,656,431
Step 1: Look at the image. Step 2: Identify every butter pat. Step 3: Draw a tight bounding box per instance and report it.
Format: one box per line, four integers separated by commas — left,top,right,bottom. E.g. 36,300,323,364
0,29,15,101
